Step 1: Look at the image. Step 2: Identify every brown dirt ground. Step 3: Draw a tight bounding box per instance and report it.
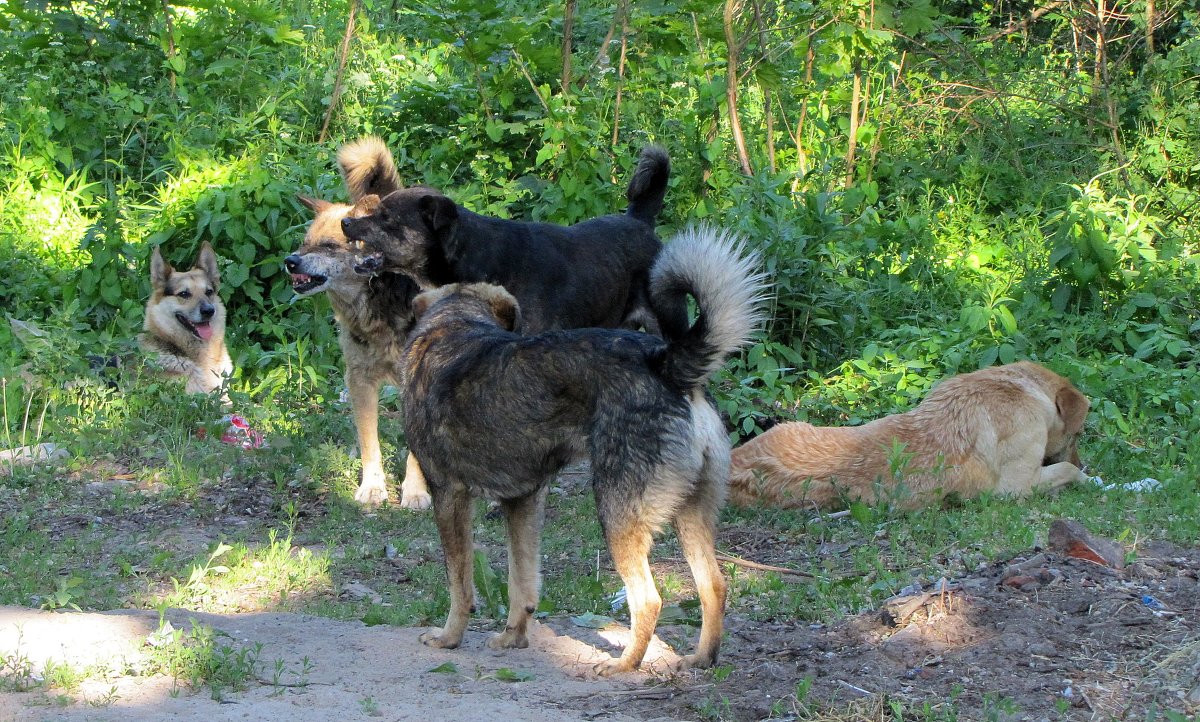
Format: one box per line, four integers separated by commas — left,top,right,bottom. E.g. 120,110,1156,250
2,468,1198,720
2,541,1197,721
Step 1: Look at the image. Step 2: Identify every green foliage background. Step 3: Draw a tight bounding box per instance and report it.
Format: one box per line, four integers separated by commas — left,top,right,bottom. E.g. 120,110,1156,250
1,0,1198,482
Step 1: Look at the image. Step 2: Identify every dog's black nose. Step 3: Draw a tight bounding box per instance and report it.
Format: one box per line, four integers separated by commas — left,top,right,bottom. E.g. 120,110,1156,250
284,254,301,272
340,218,353,234
200,303,215,320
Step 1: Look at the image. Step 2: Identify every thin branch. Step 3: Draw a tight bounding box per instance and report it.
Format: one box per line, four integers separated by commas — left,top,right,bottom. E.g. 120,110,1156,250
982,0,1067,42
319,0,358,144
510,48,553,115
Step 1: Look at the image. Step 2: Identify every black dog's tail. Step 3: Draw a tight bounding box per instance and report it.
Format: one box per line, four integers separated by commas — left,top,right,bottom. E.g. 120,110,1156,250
651,227,767,390
625,146,670,226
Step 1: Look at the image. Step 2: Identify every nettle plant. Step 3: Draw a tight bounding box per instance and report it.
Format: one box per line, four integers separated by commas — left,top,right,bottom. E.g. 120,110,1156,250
1046,182,1164,309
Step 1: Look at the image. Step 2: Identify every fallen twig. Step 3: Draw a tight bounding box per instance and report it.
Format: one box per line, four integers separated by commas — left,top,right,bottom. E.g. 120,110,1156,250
716,551,814,579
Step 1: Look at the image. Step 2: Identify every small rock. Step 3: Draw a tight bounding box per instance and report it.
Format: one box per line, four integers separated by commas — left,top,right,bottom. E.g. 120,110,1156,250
1048,519,1126,569
1002,574,1040,589
1028,641,1058,657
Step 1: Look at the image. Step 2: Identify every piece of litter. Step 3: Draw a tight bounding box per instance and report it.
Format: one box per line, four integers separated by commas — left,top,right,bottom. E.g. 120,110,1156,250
1090,476,1161,493
609,586,627,612
146,621,177,648
0,443,68,465
219,414,267,449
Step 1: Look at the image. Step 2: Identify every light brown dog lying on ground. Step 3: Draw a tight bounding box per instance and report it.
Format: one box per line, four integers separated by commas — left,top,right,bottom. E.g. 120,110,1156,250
728,361,1090,510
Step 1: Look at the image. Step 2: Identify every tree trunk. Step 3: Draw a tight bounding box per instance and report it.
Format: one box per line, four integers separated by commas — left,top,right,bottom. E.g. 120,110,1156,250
161,0,177,93
724,0,753,176
610,0,629,147
1145,0,1155,54
561,0,575,94
845,60,862,189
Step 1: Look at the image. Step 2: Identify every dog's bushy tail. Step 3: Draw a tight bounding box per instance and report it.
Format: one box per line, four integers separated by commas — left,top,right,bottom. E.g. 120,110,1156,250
625,146,670,226
651,226,767,390
338,137,403,201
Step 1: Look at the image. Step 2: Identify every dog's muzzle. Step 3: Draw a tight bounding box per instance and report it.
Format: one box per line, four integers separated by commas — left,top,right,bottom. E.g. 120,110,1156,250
285,254,329,295
176,312,215,341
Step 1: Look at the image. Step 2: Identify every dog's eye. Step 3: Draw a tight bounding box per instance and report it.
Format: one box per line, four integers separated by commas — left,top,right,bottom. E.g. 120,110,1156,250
205,289,214,297
177,290,192,299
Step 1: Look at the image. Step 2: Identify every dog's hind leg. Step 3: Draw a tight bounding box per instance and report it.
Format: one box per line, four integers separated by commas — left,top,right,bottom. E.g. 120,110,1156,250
593,510,659,675
421,482,475,649
488,487,548,651
672,493,726,670
673,403,728,670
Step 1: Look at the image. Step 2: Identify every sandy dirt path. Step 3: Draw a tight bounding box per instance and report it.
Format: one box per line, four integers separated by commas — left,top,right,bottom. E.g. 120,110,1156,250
0,606,685,722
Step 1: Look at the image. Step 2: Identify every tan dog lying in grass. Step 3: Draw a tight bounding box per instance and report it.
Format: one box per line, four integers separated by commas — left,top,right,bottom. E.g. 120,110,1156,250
728,361,1090,510
139,242,233,397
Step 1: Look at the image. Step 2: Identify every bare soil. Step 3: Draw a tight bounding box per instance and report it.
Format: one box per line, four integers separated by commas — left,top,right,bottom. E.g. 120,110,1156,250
3,539,1197,721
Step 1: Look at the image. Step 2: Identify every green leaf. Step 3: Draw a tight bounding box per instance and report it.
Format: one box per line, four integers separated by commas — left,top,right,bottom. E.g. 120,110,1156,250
996,305,1018,335
570,612,615,629
493,667,534,683
534,144,557,167
427,662,459,674
224,263,250,288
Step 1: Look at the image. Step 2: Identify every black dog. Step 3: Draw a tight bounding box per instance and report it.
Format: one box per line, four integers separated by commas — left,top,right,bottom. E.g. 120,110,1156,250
398,227,765,674
340,147,687,338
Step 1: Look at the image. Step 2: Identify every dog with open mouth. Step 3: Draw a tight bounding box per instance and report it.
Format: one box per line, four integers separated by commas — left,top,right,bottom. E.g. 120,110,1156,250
399,227,766,674
339,145,688,341
139,241,233,397
286,137,428,508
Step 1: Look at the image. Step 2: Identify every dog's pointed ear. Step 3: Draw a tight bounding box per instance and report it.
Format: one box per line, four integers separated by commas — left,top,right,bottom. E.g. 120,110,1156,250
418,193,458,234
1055,384,1089,435
196,242,221,288
350,194,381,218
297,194,332,214
412,291,434,320
150,246,172,290
486,287,521,332
412,285,454,320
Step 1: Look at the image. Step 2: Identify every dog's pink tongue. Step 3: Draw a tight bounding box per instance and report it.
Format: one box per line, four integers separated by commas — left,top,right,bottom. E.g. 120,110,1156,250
195,322,214,341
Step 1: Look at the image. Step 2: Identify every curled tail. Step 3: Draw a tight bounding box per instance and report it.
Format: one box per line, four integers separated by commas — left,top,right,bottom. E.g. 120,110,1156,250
651,226,768,390
625,146,670,226
338,137,403,202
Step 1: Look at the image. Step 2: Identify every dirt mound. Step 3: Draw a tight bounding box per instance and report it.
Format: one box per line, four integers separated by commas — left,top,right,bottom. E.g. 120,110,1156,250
632,539,1200,720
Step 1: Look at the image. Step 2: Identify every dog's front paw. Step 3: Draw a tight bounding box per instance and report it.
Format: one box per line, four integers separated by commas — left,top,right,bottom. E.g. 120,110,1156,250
487,628,529,651
593,657,637,677
398,486,432,511
419,629,462,649
353,252,385,275
354,481,389,507
673,652,718,673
